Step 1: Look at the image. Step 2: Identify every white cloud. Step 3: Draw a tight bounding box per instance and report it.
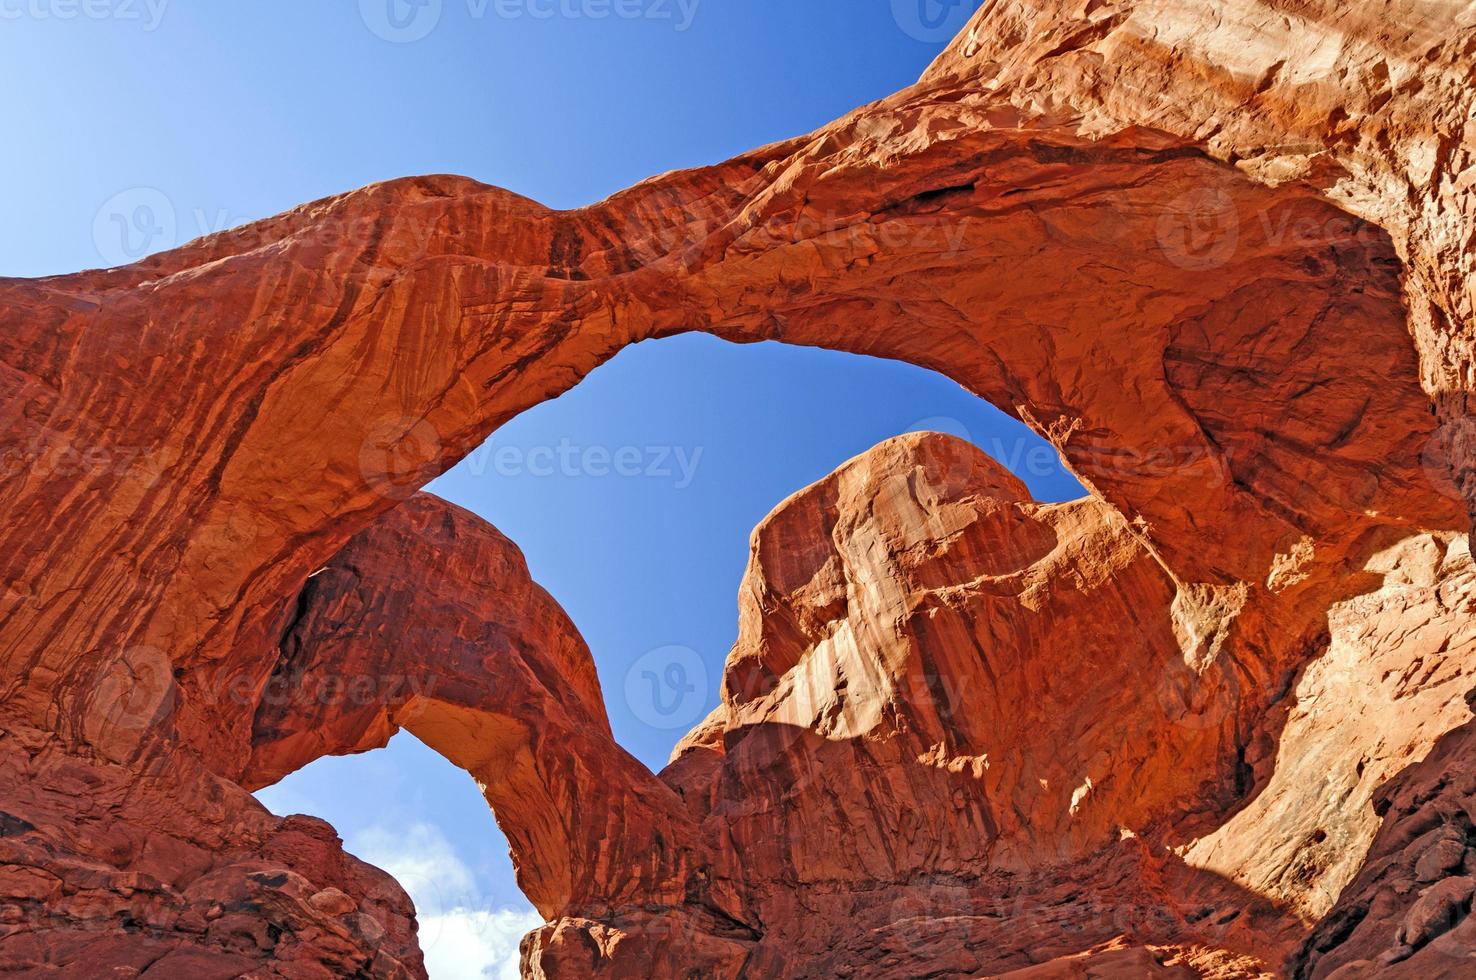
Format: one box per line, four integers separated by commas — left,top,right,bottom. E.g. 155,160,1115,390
351,822,478,915
420,907,544,980
347,822,541,980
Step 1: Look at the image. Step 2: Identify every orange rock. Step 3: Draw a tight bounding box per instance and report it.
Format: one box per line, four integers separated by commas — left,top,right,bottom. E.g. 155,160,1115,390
1,1,1475,977
244,494,737,929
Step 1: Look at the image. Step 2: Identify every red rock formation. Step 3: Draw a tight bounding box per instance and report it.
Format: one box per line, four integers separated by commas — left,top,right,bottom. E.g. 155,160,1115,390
1289,700,1476,978
927,1,1476,416
242,495,747,940
1,0,1474,976
637,432,1297,978
0,730,425,977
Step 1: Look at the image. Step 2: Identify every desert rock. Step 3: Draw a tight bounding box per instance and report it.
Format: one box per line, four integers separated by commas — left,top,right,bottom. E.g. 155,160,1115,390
2,0,1475,976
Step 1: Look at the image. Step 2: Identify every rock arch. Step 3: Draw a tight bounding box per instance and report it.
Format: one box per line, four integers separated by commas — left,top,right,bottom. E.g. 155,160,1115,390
2,1,1475,975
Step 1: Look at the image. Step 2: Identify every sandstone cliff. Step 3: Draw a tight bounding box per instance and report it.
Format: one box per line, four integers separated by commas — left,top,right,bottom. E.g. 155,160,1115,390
1,0,1474,976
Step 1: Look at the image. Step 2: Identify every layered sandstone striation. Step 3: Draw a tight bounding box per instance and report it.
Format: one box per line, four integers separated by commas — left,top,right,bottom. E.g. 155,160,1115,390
2,0,1475,976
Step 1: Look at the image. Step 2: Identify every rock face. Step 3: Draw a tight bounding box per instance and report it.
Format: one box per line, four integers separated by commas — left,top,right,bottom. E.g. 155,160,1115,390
1,0,1475,977
0,732,426,977
520,433,1472,978
642,433,1296,978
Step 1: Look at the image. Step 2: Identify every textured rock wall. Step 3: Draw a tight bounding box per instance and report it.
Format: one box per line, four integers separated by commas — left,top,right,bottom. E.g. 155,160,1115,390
927,0,1476,406
1,0,1474,976
640,433,1295,977
1289,701,1476,978
0,729,424,977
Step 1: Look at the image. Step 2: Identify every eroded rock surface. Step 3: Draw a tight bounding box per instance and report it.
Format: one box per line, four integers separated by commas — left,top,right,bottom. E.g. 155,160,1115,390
0,729,424,977
637,433,1298,978
2,0,1475,976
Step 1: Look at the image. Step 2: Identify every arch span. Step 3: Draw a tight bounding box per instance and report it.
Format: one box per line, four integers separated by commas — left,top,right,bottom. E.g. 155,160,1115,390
241,494,724,927
0,97,1455,784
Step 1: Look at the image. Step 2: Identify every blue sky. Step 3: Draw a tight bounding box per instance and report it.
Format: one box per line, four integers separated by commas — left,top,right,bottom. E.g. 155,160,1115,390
2,3,1083,976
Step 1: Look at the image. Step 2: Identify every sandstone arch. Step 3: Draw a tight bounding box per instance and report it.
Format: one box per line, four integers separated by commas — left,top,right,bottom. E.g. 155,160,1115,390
2,105,1454,768
3,0,1476,975
241,494,730,928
